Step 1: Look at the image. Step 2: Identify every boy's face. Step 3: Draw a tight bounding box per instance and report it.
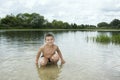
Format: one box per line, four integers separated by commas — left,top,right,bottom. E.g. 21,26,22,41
45,36,54,45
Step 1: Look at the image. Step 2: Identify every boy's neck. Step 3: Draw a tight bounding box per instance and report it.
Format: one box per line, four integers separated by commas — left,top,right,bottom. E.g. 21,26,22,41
46,44,54,47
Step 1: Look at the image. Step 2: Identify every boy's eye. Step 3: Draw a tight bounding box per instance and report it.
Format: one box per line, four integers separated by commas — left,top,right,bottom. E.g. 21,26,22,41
47,39,51,41
46,38,53,41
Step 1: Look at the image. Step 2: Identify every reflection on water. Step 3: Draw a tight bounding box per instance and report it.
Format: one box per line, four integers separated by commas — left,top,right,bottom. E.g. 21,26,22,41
36,64,62,80
0,30,120,80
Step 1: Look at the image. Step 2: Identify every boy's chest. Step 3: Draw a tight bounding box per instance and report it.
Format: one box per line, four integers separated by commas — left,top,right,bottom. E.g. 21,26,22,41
43,47,57,54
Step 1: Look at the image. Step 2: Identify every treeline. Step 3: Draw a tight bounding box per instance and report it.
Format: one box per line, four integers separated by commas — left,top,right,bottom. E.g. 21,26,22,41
0,13,120,29
97,19,120,29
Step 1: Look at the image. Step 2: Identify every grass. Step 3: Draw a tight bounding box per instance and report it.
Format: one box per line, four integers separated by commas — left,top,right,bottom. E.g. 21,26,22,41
91,34,120,44
87,33,120,44
112,35,120,44
95,35,111,43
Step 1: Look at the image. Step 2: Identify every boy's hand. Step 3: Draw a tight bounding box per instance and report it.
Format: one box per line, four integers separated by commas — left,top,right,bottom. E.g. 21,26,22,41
35,61,38,64
61,59,65,64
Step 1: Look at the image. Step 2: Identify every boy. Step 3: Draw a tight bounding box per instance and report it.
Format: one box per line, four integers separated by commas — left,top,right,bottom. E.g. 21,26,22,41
36,33,65,66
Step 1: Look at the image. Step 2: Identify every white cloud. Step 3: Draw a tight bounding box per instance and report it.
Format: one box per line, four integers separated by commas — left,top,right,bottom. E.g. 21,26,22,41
0,0,120,25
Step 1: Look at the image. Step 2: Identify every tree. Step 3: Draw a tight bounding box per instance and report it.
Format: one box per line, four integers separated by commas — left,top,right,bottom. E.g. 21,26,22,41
70,23,78,29
31,13,45,28
110,19,120,28
52,20,65,29
1,14,17,27
16,13,32,28
0,13,120,29
63,22,70,29
97,22,109,28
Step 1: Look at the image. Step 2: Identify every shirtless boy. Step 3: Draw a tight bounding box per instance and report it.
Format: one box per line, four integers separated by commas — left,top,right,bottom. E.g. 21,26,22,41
36,33,65,66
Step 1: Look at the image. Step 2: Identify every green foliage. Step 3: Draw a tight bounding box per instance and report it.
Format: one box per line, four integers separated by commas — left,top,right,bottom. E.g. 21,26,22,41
0,13,46,29
0,13,97,29
52,20,64,28
97,19,120,29
112,34,120,44
96,35,111,43
110,19,120,28
0,13,120,29
97,22,109,28
91,34,120,44
1,14,17,27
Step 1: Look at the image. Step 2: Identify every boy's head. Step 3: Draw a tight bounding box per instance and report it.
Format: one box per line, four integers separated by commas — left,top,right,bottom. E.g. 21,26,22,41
45,33,54,45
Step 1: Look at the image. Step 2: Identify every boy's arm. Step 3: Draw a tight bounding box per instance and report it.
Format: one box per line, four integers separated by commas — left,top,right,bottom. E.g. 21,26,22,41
56,46,65,64
36,47,42,64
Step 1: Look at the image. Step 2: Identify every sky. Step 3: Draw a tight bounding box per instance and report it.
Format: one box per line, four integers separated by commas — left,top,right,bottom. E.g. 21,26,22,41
0,0,120,25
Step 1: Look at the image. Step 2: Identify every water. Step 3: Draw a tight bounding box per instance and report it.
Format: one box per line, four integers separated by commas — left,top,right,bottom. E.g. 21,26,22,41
0,30,120,80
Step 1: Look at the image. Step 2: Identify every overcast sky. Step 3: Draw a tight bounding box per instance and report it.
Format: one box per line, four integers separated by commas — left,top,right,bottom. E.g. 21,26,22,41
0,0,120,25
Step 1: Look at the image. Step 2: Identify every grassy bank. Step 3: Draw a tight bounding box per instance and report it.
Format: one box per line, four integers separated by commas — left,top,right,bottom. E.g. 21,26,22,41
0,28,120,31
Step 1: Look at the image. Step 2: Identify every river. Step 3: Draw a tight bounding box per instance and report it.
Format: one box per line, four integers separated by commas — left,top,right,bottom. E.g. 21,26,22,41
0,30,120,80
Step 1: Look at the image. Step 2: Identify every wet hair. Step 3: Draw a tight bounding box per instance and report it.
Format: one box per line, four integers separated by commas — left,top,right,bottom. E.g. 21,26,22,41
45,33,54,40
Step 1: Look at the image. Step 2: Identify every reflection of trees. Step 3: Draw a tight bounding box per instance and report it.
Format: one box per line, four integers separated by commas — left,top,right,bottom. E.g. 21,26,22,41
97,31,120,36
0,31,69,49
0,31,72,41
0,31,46,47
110,31,120,36
0,30,81,41
0,30,79,46
0,31,44,41
36,64,62,80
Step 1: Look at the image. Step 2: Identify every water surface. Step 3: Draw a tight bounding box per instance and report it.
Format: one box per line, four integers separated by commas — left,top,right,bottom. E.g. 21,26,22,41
0,30,120,80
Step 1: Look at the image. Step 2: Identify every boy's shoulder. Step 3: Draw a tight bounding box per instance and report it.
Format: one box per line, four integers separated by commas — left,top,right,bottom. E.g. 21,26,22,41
39,45,45,49
53,44,59,49
53,44,58,47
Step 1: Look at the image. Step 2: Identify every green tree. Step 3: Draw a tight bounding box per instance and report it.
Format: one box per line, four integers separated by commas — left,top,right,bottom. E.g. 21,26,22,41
63,22,70,29
110,19,120,28
52,20,64,29
70,23,78,29
1,14,17,27
16,13,32,28
31,13,45,28
97,22,109,28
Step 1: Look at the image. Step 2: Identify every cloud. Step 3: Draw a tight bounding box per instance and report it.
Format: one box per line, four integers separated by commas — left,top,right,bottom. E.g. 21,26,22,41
0,0,120,25
100,0,120,12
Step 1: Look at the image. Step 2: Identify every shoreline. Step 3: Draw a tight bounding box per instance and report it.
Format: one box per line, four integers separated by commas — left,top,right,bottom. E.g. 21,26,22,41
0,29,120,31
